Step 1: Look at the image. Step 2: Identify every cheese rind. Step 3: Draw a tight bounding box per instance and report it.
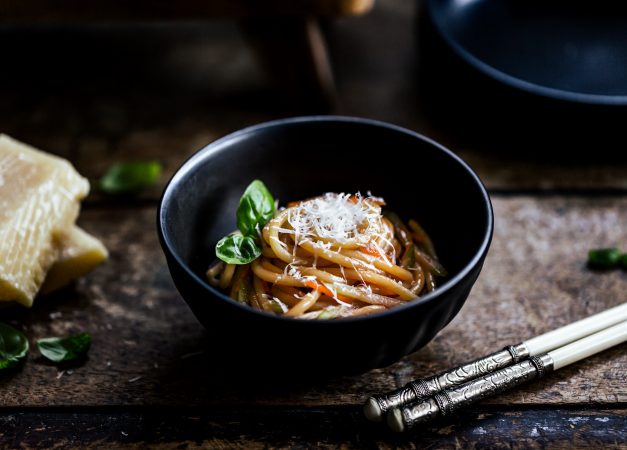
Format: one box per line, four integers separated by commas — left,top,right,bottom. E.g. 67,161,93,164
0,135,89,306
42,225,109,294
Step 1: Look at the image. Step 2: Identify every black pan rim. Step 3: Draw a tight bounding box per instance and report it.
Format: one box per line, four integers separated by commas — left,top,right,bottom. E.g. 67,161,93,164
425,0,627,106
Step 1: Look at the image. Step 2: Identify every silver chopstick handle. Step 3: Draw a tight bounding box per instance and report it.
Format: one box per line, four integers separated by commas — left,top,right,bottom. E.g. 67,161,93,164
367,342,529,419
394,353,554,431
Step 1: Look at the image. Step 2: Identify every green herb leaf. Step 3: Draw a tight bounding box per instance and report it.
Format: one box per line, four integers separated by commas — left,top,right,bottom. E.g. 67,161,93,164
383,210,412,248
620,253,627,270
216,234,261,265
587,248,622,269
214,180,275,266
400,243,416,268
237,275,253,303
236,180,275,236
267,299,286,314
99,161,162,195
317,307,343,319
0,323,29,369
37,332,91,363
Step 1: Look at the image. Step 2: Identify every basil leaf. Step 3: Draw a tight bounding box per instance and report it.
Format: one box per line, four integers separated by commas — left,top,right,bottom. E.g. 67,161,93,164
216,234,261,264
99,161,162,195
236,180,275,236
588,248,622,269
0,323,29,369
37,332,91,363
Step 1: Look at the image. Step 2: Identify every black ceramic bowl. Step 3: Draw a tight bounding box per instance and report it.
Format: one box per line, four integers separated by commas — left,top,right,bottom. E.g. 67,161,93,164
158,116,493,375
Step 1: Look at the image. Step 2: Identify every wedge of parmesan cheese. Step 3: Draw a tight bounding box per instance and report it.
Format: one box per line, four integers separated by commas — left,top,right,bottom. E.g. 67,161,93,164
0,134,89,306
41,225,109,294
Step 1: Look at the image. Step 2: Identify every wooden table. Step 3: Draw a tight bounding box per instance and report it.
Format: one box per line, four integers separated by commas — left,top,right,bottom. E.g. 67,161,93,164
1,1,626,448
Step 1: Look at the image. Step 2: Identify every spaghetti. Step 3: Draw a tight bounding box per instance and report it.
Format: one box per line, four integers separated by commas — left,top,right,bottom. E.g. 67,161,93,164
207,192,445,319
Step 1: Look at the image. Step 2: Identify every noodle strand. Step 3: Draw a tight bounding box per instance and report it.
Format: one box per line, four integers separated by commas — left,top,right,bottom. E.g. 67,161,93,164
208,193,445,319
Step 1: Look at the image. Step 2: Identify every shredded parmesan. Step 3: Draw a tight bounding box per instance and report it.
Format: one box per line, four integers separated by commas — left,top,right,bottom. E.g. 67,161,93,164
287,193,384,247
269,192,389,304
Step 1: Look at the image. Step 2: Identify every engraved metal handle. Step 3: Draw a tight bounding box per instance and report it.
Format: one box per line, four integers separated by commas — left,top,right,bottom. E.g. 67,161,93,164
391,353,554,432
366,342,530,421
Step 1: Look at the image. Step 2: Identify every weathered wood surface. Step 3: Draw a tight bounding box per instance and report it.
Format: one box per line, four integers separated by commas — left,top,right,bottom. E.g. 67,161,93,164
4,95,627,197
1,408,626,449
1,0,626,446
1,197,625,408
1,4,627,196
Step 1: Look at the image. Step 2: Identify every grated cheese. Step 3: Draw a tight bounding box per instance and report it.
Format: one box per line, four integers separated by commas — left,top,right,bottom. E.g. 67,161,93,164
287,193,384,248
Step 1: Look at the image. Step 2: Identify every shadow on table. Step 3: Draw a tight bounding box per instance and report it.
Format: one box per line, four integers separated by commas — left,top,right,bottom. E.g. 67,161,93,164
156,329,363,391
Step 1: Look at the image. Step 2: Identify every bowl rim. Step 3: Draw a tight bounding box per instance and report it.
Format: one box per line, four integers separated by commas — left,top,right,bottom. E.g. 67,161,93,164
426,0,627,106
158,115,494,324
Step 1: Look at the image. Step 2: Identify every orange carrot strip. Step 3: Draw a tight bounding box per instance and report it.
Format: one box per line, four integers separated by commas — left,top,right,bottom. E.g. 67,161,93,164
304,280,352,302
359,245,382,258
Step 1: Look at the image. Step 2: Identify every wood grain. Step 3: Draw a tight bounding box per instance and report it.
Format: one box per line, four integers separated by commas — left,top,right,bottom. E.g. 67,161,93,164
0,407,625,449
1,2,626,446
0,197,625,408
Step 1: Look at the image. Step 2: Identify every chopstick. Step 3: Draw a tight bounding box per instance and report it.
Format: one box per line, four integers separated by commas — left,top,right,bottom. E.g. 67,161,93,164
388,319,627,432
364,301,627,422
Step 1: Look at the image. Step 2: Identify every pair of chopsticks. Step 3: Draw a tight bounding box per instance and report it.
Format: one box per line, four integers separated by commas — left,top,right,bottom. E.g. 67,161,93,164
364,302,627,432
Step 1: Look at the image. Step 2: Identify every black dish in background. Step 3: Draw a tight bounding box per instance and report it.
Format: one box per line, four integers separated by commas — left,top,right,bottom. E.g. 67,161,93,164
420,0,627,158
427,0,627,105
158,116,493,376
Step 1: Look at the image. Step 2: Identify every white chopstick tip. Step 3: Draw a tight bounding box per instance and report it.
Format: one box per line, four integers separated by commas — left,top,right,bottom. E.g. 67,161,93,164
548,319,627,370
363,397,383,422
525,302,627,356
387,408,405,433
